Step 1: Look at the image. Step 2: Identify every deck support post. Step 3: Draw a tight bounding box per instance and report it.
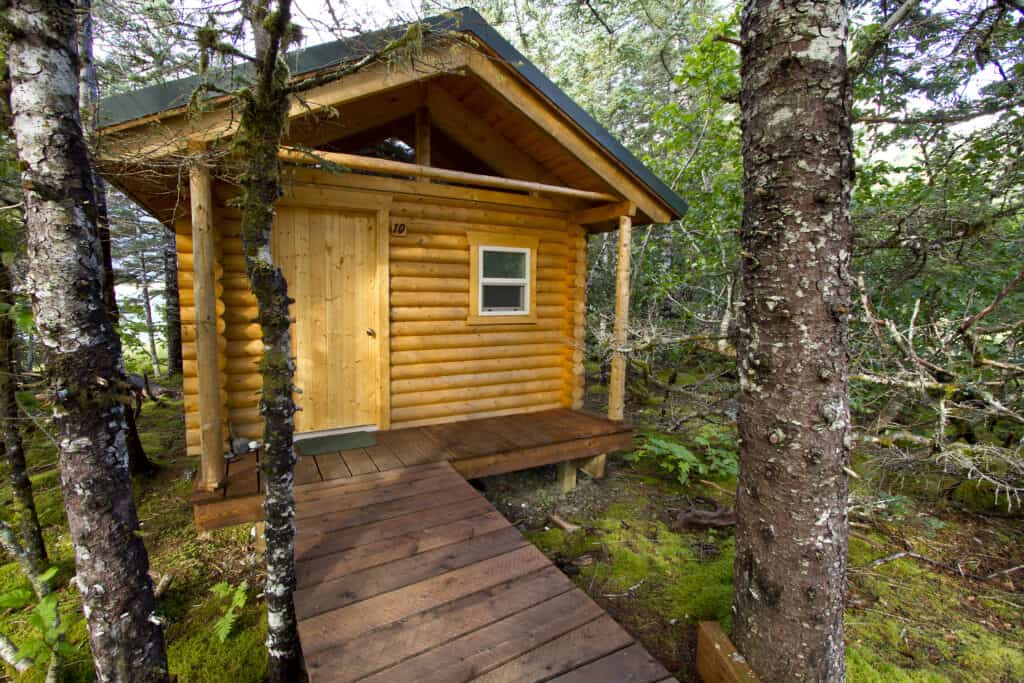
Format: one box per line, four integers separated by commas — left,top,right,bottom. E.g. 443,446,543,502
557,461,577,493
585,214,633,480
189,146,226,491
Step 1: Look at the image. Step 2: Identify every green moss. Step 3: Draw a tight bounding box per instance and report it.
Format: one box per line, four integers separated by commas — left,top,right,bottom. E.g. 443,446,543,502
167,600,267,683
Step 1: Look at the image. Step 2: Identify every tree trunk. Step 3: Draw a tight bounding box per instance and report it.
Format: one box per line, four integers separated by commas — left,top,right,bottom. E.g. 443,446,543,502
163,229,183,376
77,0,156,476
0,262,49,576
7,0,170,680
235,1,305,679
732,1,853,681
135,224,162,377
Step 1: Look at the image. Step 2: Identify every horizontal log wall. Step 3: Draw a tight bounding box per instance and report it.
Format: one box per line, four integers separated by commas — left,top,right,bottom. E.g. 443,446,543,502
388,200,579,429
177,172,587,449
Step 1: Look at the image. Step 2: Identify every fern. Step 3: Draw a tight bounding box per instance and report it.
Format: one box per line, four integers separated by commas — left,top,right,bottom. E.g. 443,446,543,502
210,580,249,642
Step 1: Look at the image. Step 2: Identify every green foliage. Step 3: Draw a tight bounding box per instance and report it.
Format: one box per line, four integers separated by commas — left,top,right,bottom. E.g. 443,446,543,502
209,581,249,643
627,432,737,486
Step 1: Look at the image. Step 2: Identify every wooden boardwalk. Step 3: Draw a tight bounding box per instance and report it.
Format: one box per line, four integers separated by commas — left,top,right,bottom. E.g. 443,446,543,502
194,409,632,530
292,461,676,682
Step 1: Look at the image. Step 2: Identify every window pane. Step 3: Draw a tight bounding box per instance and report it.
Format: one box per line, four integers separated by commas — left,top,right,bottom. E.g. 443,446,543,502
482,284,525,311
482,250,526,279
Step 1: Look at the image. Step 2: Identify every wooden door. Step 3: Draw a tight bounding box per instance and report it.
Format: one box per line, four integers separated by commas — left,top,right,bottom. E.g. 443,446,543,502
271,206,383,433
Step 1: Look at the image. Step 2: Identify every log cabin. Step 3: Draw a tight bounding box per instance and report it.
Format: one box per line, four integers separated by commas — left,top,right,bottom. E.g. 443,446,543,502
98,8,687,530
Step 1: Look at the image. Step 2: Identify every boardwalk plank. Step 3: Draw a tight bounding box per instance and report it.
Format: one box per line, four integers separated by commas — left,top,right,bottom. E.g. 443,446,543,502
298,544,550,655
294,527,527,619
305,566,573,682
295,472,464,519
296,511,509,585
294,497,494,562
547,642,672,683
469,615,635,683
297,483,479,537
358,589,605,683
294,462,449,499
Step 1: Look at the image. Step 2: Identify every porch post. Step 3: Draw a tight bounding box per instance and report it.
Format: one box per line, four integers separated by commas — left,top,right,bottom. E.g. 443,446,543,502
189,148,226,491
580,214,632,481
607,214,632,422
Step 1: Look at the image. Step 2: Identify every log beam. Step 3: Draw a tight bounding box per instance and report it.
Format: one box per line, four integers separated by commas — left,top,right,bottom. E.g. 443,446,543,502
189,148,226,490
569,201,636,226
278,147,620,204
415,107,431,174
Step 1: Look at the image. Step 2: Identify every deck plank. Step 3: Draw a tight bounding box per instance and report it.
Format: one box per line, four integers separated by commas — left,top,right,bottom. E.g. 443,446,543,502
305,566,573,682
340,447,378,475
294,526,527,620
298,545,551,655
547,642,674,683
292,460,670,683
294,455,322,485
295,511,510,585
195,409,632,530
356,590,606,683
363,442,404,470
313,451,351,481
469,615,637,683
294,496,495,562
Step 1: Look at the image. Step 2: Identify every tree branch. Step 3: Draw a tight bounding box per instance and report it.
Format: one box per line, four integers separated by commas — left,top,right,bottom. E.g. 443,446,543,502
958,267,1024,336
848,0,922,77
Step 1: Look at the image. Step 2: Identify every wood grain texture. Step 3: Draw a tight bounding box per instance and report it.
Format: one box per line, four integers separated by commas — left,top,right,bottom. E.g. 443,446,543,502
288,461,674,683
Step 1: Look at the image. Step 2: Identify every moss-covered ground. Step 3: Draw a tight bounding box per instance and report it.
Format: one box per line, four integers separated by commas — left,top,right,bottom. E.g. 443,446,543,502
3,382,1022,681
478,428,1024,682
1,398,267,682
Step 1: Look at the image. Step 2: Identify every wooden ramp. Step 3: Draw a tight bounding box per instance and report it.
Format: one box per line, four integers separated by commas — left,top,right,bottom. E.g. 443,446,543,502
293,461,676,682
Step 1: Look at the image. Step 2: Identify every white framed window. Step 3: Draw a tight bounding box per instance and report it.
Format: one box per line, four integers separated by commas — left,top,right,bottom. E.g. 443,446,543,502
478,246,530,316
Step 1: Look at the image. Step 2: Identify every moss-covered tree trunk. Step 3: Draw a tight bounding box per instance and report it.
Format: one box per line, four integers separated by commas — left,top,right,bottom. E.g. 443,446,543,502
234,0,305,679
0,261,48,577
163,229,183,376
6,0,170,679
732,0,853,680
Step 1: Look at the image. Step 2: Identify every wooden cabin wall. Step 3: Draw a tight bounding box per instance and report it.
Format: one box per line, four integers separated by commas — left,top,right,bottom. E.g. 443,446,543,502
387,196,584,429
176,171,589,452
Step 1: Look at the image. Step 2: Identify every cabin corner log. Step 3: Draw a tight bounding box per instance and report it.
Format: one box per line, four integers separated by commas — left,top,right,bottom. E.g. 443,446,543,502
188,149,227,490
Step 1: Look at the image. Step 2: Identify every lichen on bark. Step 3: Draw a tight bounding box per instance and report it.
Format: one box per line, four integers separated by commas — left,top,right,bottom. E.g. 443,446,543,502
732,0,853,680
6,0,169,679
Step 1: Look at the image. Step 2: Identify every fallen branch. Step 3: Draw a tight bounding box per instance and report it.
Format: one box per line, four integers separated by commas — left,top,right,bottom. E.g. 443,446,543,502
0,631,30,672
866,550,1024,582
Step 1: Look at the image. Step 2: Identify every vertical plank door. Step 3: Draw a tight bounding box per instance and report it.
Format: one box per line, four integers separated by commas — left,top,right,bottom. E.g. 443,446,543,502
272,206,381,432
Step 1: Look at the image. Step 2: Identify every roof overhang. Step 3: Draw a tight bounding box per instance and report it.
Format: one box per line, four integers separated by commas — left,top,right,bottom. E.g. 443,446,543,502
98,8,686,227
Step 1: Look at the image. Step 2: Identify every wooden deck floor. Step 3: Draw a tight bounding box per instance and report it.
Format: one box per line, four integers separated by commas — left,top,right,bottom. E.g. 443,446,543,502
194,409,632,530
292,461,676,682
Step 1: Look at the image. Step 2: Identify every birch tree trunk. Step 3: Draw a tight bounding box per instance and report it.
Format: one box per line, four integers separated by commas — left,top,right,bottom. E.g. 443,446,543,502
0,261,49,575
234,0,304,678
6,0,170,679
732,0,853,680
77,0,156,476
163,229,183,376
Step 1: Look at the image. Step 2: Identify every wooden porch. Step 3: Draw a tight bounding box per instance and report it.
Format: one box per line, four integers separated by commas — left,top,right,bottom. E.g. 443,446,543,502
293,461,674,682
192,408,632,531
